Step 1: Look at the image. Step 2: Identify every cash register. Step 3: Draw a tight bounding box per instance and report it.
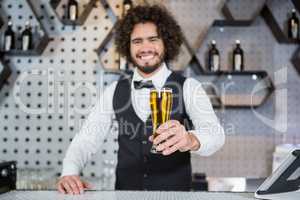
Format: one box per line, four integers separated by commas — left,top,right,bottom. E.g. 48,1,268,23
255,149,300,200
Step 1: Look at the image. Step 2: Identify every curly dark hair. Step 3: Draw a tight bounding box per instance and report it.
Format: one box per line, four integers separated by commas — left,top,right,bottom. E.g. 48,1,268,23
115,5,184,63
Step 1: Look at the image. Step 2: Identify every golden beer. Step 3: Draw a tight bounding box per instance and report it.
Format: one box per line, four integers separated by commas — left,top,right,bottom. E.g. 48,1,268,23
150,88,173,153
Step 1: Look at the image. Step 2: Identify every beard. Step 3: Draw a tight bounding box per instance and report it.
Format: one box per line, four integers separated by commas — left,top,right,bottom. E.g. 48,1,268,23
131,51,165,74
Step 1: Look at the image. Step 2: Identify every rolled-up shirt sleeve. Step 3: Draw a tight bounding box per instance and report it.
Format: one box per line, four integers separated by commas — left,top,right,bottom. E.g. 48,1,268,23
61,81,117,176
183,78,225,156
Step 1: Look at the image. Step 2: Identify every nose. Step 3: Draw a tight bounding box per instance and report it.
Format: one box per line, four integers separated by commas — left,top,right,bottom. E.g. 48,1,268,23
140,40,154,52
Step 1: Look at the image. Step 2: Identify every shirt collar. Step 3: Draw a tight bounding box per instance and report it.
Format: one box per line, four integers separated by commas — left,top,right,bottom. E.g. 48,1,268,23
131,62,172,90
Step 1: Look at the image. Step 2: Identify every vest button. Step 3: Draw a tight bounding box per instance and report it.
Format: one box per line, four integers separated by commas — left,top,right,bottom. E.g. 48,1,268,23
142,140,147,144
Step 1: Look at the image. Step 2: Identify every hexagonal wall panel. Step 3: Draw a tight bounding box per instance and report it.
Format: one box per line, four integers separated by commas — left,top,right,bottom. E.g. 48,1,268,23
213,71,274,108
223,0,266,21
192,1,276,108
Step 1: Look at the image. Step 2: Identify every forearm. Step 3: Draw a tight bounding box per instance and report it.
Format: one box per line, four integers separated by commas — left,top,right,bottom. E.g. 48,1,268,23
61,120,112,176
61,136,95,176
183,78,225,156
191,123,225,156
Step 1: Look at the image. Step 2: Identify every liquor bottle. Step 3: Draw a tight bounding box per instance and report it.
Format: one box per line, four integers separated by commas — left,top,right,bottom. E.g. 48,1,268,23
94,0,101,8
233,40,244,71
34,25,44,38
21,21,33,51
208,40,220,72
119,56,128,71
123,0,132,18
3,21,15,51
68,0,78,21
288,9,299,40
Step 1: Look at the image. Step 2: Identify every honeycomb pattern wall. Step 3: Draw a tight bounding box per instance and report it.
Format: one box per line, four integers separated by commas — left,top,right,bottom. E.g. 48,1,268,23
0,0,299,189
0,0,117,181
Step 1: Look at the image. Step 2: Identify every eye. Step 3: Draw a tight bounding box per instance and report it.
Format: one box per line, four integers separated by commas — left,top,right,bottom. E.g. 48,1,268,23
132,39,142,44
149,37,159,42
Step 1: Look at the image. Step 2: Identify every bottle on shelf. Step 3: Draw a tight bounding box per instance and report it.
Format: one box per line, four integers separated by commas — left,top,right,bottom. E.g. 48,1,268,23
119,56,128,71
208,40,220,72
67,0,79,21
233,40,244,71
34,25,44,39
122,0,132,18
3,21,15,51
21,21,33,51
288,9,299,40
94,0,101,8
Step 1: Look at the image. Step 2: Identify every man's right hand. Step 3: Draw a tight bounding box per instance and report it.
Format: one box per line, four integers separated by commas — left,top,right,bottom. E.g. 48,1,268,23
56,175,92,195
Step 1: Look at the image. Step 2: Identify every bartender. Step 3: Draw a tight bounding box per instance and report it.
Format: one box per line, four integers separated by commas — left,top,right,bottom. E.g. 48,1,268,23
57,5,225,194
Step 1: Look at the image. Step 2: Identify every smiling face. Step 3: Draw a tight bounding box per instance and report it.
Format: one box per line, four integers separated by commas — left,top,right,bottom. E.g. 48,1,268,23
130,22,165,76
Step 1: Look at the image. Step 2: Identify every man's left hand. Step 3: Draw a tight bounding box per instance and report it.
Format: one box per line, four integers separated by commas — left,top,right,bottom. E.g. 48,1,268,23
149,120,200,156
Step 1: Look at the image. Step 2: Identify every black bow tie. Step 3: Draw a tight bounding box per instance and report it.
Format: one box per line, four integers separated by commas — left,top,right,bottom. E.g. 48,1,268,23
133,80,154,89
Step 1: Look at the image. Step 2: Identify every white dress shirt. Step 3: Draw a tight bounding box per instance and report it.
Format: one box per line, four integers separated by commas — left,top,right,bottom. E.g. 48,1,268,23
61,63,225,176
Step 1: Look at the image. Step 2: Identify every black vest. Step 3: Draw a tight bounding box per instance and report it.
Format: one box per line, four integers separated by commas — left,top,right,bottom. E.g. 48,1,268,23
113,72,193,191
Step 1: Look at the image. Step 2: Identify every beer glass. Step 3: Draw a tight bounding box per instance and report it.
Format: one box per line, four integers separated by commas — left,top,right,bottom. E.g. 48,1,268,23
150,87,173,154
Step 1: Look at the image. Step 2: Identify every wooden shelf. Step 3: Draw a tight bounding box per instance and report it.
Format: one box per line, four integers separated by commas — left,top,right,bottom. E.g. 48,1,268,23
217,71,273,108
219,94,269,108
212,20,252,27
199,70,268,77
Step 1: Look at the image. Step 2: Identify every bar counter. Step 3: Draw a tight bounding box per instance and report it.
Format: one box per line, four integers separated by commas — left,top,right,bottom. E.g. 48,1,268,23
0,190,255,200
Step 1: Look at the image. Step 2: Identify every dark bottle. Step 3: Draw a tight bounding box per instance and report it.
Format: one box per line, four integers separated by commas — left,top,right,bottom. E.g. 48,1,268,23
288,9,299,40
123,0,132,18
4,21,15,51
68,0,78,21
208,40,220,72
233,40,244,71
21,21,33,51
34,25,44,39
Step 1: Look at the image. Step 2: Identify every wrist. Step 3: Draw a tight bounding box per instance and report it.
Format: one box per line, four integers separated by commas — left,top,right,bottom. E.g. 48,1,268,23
188,132,201,151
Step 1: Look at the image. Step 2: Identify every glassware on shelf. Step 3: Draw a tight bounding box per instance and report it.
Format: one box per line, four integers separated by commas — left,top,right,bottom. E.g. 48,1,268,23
101,159,116,190
16,168,56,190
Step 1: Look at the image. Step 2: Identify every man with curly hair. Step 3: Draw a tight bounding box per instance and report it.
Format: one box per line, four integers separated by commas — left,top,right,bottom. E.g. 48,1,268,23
57,5,224,194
